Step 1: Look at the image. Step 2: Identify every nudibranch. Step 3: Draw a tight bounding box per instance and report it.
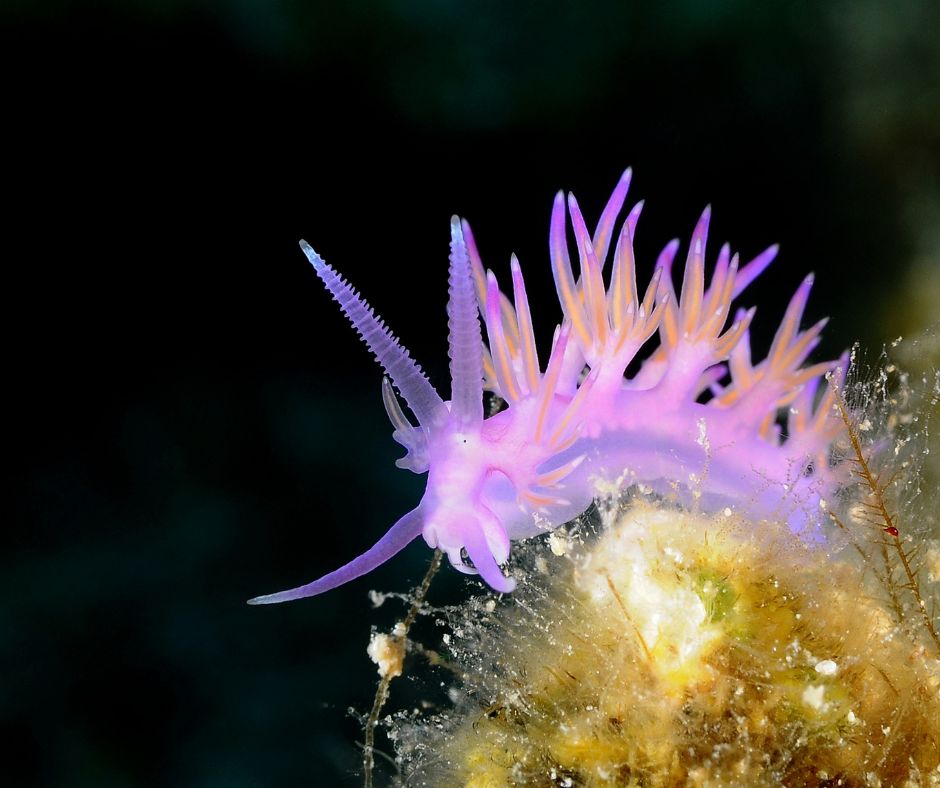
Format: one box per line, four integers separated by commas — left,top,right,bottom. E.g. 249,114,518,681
249,169,846,604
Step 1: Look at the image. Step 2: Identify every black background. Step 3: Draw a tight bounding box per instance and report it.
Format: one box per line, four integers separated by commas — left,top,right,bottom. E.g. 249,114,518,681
4,0,939,785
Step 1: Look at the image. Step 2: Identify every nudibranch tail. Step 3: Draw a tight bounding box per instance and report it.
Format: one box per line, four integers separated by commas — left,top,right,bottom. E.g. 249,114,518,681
247,508,424,604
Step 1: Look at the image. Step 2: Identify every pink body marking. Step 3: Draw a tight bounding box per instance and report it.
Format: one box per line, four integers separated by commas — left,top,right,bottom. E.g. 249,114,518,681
249,169,844,603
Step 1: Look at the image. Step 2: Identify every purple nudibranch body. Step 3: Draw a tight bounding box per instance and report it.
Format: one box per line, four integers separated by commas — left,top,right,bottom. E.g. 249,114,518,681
249,169,845,603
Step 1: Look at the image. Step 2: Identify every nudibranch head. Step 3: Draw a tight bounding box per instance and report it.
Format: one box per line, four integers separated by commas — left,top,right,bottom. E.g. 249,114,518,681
249,169,846,604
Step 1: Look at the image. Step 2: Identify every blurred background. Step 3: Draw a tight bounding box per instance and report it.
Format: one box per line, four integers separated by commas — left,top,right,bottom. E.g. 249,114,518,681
3,0,938,785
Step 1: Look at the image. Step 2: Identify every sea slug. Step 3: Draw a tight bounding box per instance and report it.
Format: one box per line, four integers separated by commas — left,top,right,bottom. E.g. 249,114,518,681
249,169,844,604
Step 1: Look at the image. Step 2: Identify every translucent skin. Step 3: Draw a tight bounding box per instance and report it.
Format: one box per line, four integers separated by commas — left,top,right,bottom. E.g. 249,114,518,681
249,169,844,604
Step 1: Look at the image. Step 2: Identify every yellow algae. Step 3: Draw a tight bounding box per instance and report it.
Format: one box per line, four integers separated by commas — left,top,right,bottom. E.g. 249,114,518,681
395,500,940,786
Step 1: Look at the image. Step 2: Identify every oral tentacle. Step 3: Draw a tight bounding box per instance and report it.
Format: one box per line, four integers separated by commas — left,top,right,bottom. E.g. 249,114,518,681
247,507,424,604
462,518,516,593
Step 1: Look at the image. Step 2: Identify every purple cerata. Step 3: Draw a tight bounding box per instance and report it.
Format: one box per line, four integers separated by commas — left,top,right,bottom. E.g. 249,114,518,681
250,168,845,603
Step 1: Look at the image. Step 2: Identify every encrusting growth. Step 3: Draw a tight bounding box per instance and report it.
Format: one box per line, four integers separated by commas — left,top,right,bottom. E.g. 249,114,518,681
393,496,940,786
385,347,940,787
828,376,940,655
